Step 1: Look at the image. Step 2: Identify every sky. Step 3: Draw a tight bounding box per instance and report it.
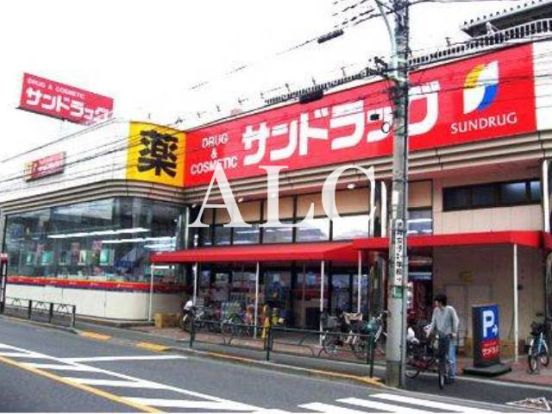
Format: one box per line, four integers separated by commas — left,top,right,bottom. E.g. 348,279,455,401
0,0,523,159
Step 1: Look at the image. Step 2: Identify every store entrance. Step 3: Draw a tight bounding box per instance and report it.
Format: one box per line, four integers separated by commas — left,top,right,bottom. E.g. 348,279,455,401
293,263,327,329
331,272,351,314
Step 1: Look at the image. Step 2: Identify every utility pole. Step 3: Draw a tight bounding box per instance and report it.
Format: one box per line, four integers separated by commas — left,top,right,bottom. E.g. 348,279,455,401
376,0,410,388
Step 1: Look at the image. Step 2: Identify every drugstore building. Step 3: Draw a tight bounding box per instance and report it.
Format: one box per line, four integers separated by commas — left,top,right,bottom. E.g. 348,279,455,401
2,14,552,358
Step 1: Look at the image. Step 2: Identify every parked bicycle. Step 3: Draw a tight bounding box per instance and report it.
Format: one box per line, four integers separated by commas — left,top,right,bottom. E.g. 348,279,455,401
180,305,217,332
320,311,377,360
364,311,388,355
405,326,452,389
527,321,550,373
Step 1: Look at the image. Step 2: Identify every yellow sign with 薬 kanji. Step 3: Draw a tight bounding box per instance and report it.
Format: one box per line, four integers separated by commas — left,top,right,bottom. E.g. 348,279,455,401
126,122,186,187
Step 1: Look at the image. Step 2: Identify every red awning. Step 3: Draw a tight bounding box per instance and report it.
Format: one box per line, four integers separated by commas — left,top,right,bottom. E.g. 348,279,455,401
353,231,544,250
151,241,357,264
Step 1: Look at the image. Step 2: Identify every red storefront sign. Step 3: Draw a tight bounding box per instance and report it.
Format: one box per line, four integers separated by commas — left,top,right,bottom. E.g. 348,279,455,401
25,152,65,181
481,338,500,361
185,44,536,187
18,73,114,124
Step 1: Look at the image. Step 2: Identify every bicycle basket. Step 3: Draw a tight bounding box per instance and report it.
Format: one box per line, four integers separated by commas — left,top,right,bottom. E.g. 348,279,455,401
530,322,544,336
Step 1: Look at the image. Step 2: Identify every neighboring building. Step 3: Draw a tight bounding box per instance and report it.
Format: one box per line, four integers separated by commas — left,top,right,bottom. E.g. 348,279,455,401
0,120,187,320
2,5,552,359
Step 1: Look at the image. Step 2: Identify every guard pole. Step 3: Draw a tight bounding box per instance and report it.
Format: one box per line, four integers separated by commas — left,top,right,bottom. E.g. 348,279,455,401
148,264,155,322
193,263,198,305
357,251,362,313
320,260,325,334
513,244,519,362
254,262,260,338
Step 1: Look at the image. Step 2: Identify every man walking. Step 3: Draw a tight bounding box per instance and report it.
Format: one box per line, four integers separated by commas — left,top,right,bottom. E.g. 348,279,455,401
427,293,460,383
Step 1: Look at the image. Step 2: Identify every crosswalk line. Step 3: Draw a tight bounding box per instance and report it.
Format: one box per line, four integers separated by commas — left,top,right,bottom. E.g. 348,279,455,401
338,397,430,414
63,378,167,389
299,402,371,414
123,397,258,411
22,363,100,372
0,344,17,349
371,393,497,413
63,355,187,363
0,352,45,358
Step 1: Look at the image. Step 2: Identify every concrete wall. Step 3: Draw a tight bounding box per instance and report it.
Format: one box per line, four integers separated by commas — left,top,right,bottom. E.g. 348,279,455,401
5,284,181,321
433,245,544,343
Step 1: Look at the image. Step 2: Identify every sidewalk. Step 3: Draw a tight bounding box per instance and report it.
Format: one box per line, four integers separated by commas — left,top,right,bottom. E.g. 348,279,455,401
130,325,552,387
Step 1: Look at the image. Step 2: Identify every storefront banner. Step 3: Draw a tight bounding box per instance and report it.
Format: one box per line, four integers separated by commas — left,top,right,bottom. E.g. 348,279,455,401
126,122,186,187
7,275,184,293
18,73,114,124
185,44,535,187
24,152,65,181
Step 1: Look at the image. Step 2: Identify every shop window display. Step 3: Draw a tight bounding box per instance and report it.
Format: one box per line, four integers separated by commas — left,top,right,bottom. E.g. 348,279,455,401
5,197,181,283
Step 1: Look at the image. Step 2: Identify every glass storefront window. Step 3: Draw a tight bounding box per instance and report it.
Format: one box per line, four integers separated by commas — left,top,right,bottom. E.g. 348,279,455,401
530,180,541,202
296,217,330,242
332,215,370,240
262,222,293,243
233,224,260,245
5,197,181,283
213,225,231,245
264,270,291,323
331,273,351,313
408,209,433,235
500,182,527,204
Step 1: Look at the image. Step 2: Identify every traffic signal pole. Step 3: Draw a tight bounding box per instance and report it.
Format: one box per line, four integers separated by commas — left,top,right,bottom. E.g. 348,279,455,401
376,0,410,388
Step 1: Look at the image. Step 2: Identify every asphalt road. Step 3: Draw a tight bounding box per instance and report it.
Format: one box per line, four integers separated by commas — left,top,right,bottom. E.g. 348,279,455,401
0,317,545,413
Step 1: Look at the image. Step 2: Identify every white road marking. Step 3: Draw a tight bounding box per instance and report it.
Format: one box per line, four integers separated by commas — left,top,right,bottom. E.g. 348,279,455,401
63,378,168,389
62,355,187,363
123,397,258,411
0,342,510,414
22,363,100,372
0,351,47,358
338,397,430,414
299,402,370,414
371,393,498,413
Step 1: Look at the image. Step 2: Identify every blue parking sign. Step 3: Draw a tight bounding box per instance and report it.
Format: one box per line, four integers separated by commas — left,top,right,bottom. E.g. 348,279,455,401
481,304,499,340
473,304,501,367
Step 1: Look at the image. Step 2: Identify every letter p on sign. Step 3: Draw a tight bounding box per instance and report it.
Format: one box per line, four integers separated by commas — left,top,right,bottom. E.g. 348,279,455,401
482,309,495,339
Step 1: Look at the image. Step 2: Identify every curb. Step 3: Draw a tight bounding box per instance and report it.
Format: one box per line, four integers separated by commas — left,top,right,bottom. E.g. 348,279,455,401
5,315,550,392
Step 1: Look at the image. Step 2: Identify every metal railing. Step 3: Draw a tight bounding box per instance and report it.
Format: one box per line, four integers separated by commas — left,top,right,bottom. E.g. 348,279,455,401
268,326,377,376
410,19,552,67
189,319,267,351
187,321,377,377
2,297,76,328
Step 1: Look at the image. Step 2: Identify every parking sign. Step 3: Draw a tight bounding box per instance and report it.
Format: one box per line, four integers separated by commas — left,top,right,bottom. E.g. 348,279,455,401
472,304,501,367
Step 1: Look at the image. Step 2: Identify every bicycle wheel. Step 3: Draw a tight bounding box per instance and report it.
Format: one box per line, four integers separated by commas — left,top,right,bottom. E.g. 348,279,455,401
527,340,539,373
405,358,422,379
352,337,369,360
373,332,386,356
540,342,550,367
321,332,338,355
438,360,446,389
180,315,192,332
